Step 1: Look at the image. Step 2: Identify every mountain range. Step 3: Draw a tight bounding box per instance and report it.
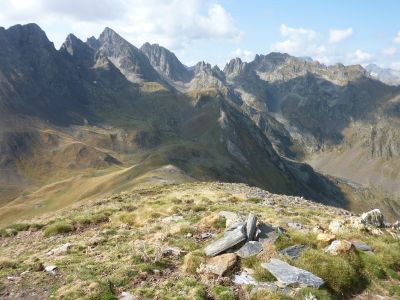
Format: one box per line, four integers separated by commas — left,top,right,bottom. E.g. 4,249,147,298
1,23,400,226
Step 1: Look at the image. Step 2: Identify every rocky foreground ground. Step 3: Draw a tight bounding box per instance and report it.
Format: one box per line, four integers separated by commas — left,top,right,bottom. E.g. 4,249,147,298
0,182,399,299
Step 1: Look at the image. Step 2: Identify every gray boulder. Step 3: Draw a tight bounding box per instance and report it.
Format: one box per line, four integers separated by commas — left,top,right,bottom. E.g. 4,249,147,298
246,213,257,241
262,259,324,288
236,241,263,258
351,241,373,252
360,209,384,228
279,244,305,259
204,226,246,257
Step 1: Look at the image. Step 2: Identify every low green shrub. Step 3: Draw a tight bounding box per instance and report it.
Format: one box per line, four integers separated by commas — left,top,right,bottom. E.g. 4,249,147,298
43,221,74,237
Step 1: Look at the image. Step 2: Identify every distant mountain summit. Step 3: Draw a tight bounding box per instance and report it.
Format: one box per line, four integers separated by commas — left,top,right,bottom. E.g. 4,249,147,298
1,23,400,226
365,64,400,86
92,27,160,83
140,42,192,82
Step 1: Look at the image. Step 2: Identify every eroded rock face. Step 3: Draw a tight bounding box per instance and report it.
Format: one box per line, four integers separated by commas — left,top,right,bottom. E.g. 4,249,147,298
261,259,324,288
361,209,385,228
205,253,237,276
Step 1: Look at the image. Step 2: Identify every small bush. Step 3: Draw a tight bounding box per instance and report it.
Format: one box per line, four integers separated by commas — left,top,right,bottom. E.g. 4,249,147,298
248,198,262,204
117,212,136,226
44,222,74,237
0,258,17,269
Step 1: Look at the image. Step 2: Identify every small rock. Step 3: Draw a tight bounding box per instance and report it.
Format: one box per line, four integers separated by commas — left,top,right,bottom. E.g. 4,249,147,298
236,241,263,258
328,220,343,233
44,265,58,275
316,233,336,243
360,209,384,228
186,233,193,238
246,213,257,241
312,225,324,233
205,253,237,276
119,291,135,300
392,221,400,230
287,222,303,231
232,271,257,285
201,232,213,239
261,259,324,288
87,236,106,246
162,215,184,223
279,244,306,259
351,241,373,252
50,243,71,256
219,211,242,227
324,240,353,255
162,247,185,257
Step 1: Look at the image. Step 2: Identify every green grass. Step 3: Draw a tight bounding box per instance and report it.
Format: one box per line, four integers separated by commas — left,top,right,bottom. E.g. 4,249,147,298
43,221,75,237
295,287,333,300
250,290,292,300
212,285,235,300
182,251,205,275
212,216,226,229
241,256,276,282
248,198,262,204
293,249,363,295
274,229,318,250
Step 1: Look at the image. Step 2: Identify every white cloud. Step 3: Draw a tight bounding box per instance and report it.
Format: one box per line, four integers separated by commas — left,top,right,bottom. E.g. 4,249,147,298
393,31,400,44
271,24,331,63
232,48,254,61
0,0,242,50
345,49,373,65
382,47,397,56
392,62,400,70
329,28,353,44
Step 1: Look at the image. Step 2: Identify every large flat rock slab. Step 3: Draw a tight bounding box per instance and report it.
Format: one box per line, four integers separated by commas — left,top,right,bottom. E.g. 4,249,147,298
204,226,246,257
261,259,324,288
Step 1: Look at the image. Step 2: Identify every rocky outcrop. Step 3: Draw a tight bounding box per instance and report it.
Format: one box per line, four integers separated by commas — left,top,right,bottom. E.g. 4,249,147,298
95,27,159,83
140,42,192,82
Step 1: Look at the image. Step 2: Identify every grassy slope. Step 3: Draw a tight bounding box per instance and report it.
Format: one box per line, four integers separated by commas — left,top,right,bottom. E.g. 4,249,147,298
0,182,399,299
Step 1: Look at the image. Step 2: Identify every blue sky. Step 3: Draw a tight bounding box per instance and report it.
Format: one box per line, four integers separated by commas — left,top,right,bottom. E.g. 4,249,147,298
0,0,399,69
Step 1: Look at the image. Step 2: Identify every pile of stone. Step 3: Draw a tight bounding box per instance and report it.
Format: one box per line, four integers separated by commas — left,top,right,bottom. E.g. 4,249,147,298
204,212,280,258
202,211,326,291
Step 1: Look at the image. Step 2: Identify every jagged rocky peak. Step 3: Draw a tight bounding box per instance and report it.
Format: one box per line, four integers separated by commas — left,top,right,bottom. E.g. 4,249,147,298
247,52,368,84
224,57,248,78
60,34,94,65
86,36,101,50
140,42,192,82
365,64,400,86
94,27,159,83
5,23,54,50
